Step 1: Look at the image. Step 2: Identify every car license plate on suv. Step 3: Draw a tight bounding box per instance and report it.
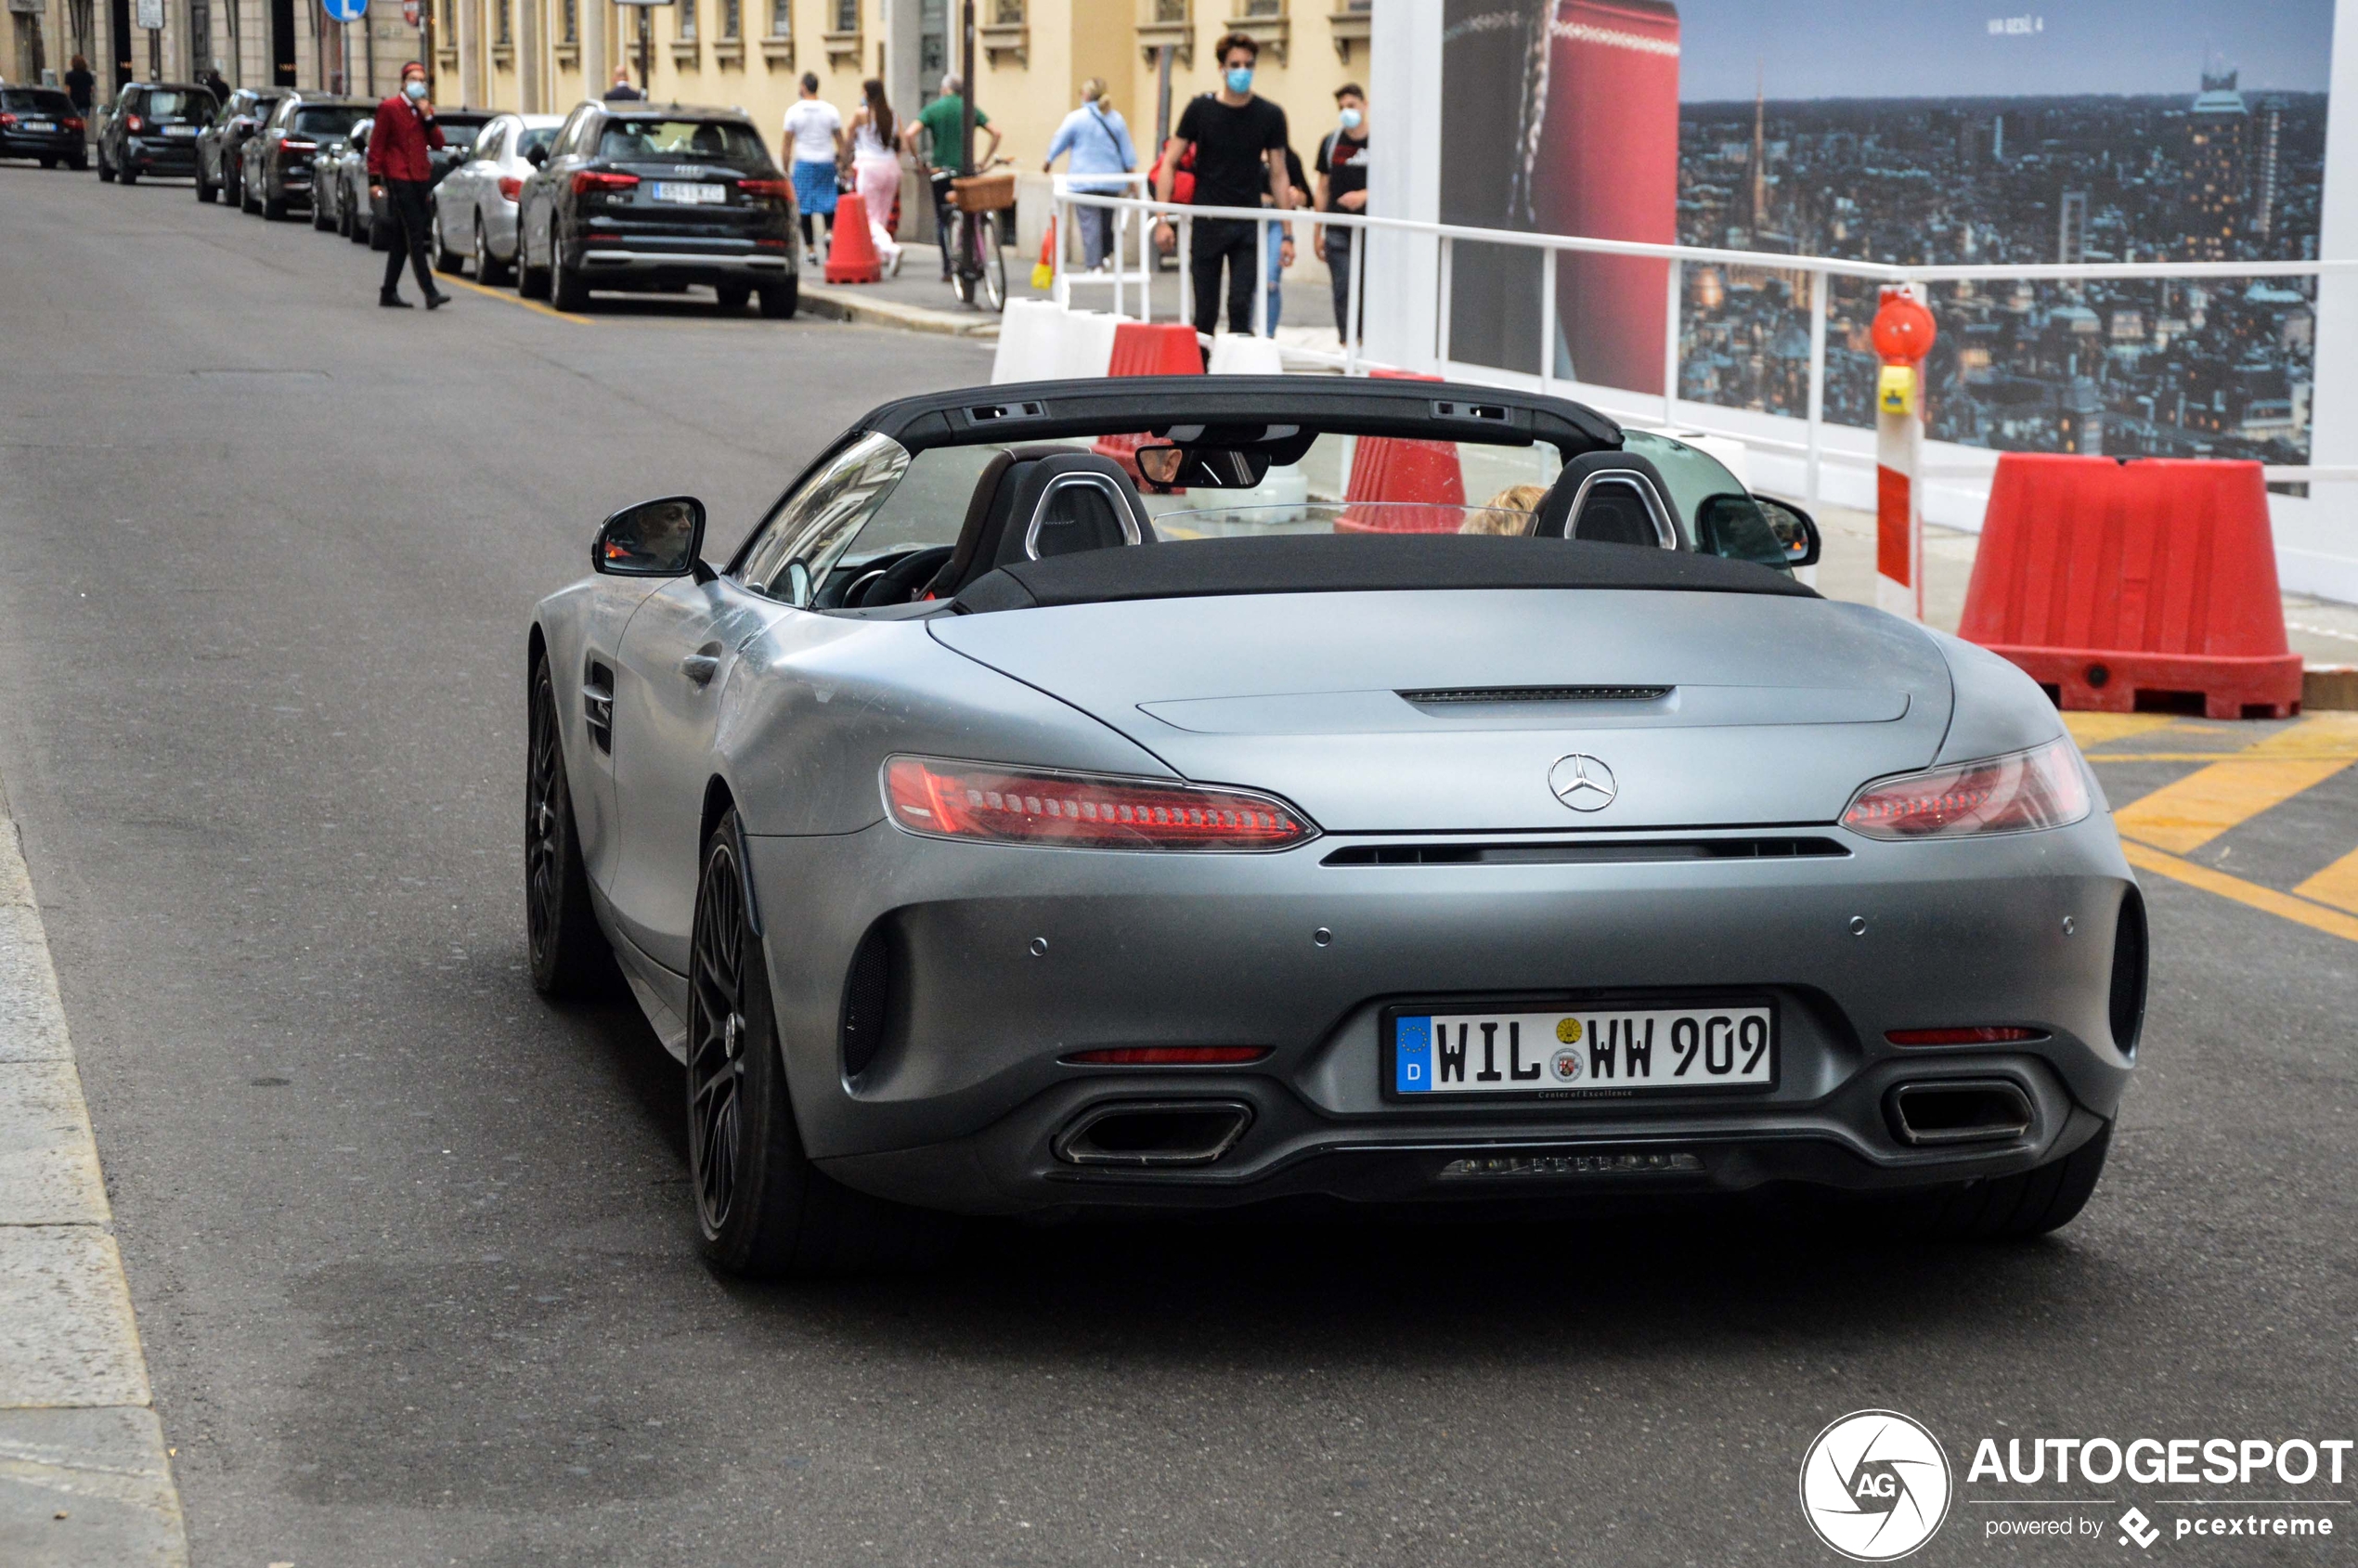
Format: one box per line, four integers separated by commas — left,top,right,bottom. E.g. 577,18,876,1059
24,120,56,132
163,124,196,137
652,182,723,204
1387,1001,1776,1099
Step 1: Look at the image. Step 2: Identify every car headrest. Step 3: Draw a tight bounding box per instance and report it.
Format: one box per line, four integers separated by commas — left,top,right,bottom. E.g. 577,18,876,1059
1532,451,1680,549
926,447,1153,598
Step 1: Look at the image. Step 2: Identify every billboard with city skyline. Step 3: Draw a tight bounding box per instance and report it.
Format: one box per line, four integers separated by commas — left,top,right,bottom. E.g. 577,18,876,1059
1438,0,2334,462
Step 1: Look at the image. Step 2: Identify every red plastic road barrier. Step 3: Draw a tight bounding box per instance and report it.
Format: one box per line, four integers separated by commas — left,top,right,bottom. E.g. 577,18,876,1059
1094,322,1204,473
824,191,883,284
1959,454,2303,719
1337,369,1467,532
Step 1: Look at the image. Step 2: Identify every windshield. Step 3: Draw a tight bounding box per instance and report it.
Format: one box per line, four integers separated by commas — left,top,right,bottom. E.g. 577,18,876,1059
599,118,767,163
517,125,559,159
437,117,489,152
140,89,214,122
291,106,369,138
2,90,74,114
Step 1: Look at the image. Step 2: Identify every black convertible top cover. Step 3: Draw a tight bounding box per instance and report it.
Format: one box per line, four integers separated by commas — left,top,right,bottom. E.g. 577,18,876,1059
952,534,1820,613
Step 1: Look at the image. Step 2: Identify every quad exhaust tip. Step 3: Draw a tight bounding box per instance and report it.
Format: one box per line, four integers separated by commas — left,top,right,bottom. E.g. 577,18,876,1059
1054,1101,1253,1167
1887,1080,2035,1147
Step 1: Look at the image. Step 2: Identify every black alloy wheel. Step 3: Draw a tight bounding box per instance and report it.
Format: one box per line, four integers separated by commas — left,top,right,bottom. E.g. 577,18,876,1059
683,810,942,1277
525,660,609,996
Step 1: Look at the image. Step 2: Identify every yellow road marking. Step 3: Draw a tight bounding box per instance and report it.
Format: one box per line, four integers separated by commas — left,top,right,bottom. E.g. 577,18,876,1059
2092,751,2358,763
2064,713,2181,747
2112,715,2358,853
443,273,592,324
2294,845,2358,916
2122,841,2358,945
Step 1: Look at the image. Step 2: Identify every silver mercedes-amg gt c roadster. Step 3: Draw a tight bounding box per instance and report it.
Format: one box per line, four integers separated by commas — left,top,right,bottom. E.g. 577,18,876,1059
525,376,2144,1276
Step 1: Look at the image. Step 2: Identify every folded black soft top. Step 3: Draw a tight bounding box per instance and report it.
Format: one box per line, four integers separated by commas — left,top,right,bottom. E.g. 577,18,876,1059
951,533,1818,613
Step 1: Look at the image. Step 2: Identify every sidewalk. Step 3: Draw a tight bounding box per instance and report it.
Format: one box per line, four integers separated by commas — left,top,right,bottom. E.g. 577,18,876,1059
0,804,186,1566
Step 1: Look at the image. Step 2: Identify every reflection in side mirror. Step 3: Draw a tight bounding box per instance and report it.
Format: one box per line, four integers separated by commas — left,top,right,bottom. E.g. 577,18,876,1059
784,559,812,607
593,496,708,577
1134,443,1276,491
525,143,548,167
1756,497,1822,567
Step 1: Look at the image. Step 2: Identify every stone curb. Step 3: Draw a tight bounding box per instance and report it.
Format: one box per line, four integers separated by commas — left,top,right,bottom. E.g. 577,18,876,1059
798,282,1002,339
0,812,188,1566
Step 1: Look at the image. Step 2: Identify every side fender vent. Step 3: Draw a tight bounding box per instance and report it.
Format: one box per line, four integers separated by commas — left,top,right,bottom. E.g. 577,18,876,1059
583,659,615,753
2109,888,2148,1059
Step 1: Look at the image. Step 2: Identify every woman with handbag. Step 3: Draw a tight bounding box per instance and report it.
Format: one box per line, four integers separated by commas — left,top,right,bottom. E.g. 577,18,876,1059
1043,79,1136,273
847,78,905,279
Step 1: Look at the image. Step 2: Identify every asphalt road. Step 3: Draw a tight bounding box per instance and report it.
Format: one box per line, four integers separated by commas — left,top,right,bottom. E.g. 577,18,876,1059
3,163,2355,1568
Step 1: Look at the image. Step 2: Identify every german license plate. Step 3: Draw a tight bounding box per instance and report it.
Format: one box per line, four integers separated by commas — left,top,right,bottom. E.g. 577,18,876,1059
23,121,56,132
1387,1001,1776,1099
162,124,196,137
652,181,723,204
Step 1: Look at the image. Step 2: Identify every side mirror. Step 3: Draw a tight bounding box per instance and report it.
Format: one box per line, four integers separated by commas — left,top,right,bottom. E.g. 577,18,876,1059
593,496,708,577
1756,497,1822,568
784,559,813,607
525,143,548,167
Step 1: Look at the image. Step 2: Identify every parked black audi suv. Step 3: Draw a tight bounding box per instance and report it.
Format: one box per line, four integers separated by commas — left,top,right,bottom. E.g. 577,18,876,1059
0,86,87,169
240,92,371,219
97,82,215,184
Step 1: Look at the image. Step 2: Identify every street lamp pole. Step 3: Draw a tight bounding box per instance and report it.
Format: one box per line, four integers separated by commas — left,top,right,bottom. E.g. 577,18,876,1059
958,0,973,178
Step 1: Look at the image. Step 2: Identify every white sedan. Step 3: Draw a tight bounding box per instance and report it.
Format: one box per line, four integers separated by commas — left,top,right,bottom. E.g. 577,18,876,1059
430,111,564,286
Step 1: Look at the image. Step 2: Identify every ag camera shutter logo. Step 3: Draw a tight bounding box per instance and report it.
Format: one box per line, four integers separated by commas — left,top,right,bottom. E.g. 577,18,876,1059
1799,1410,1953,1561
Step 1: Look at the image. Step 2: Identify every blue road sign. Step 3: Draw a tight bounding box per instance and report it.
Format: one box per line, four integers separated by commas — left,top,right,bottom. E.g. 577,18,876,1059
322,0,368,21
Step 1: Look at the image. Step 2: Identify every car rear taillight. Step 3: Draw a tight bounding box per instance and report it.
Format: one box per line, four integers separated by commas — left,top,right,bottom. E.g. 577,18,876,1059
572,169,640,195
0,114,16,129
1064,1047,1273,1066
124,113,144,132
883,757,1316,852
1840,737,2090,840
737,176,791,199
1886,1027,2043,1046
64,117,84,132
497,175,523,201
280,138,317,152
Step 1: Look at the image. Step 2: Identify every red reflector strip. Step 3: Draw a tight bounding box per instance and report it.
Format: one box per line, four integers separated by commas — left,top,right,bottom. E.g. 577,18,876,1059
1885,1026,2042,1046
884,757,1315,852
1064,1047,1271,1066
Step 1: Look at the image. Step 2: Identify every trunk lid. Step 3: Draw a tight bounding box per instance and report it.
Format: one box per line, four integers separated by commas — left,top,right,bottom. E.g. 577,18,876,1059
930,590,1953,833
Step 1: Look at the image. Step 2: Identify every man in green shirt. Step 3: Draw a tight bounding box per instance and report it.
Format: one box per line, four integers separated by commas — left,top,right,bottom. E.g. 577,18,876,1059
900,71,1002,281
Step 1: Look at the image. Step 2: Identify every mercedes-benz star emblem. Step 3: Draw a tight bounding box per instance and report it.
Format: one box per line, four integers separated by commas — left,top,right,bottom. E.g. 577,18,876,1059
1548,754,1618,812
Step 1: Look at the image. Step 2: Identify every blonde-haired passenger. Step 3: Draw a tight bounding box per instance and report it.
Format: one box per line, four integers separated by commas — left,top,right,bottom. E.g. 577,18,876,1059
1460,483,1549,536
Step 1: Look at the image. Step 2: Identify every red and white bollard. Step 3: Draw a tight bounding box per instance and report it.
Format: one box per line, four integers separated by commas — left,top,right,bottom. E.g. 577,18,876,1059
1872,285,1937,621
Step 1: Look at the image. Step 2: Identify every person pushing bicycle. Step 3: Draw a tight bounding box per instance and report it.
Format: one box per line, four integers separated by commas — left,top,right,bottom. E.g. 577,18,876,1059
900,72,1002,284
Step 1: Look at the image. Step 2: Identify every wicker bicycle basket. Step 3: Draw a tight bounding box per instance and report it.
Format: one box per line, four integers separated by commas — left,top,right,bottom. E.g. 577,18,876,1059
950,170,1017,213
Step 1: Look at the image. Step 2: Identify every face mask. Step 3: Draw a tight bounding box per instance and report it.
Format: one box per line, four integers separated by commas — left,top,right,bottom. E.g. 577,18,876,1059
1339,107,1362,131
1224,66,1253,95
403,79,427,100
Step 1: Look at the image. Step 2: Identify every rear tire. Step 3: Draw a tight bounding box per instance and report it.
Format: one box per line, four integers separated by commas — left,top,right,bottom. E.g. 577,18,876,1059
1881,1123,2113,1241
368,214,392,251
474,215,511,286
241,180,259,214
551,237,590,311
119,164,137,186
978,212,1006,312
311,194,332,229
40,155,58,169
517,243,551,299
525,660,612,998
97,149,115,181
757,277,797,318
197,172,216,201
431,207,461,273
686,810,941,1278
715,279,752,311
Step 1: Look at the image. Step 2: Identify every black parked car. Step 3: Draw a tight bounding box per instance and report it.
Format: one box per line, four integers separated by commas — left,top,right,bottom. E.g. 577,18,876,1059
513,102,797,315
198,86,287,205
97,82,215,184
240,92,370,219
0,86,88,169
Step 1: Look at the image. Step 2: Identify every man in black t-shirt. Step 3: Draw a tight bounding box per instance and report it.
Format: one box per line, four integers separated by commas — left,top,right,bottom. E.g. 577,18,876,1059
1315,82,1370,342
1152,32,1292,344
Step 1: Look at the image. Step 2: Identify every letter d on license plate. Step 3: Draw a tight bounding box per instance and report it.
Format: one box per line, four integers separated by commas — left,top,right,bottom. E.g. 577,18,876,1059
1389,1001,1776,1099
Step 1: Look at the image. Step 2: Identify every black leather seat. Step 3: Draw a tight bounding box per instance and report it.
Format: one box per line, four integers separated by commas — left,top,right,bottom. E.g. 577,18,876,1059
924,448,1154,598
1531,451,1680,548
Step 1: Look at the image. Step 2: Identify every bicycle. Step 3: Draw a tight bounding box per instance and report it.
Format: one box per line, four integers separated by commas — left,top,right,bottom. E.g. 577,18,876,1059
935,156,1014,312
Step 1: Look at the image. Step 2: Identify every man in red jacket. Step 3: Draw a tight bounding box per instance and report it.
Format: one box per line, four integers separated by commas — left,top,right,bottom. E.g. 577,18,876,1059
367,62,449,309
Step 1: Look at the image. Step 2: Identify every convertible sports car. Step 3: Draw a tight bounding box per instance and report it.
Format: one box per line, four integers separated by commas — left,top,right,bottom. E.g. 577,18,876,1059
526,376,2143,1276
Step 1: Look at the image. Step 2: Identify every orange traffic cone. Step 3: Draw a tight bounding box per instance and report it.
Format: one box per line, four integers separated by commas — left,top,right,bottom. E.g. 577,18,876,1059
825,191,884,284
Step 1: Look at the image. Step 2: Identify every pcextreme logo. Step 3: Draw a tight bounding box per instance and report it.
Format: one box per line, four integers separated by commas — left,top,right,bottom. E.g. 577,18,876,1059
1800,1410,1954,1561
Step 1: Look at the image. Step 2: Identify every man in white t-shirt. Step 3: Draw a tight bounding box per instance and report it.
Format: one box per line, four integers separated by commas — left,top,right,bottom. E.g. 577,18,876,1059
781,73,845,268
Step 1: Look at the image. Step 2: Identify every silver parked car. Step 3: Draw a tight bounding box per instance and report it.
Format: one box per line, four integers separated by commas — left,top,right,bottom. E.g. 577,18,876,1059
525,376,2142,1278
430,111,562,285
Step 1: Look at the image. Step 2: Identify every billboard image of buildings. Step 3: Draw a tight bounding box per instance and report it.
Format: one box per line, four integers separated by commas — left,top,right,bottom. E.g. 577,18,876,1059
1439,0,2333,462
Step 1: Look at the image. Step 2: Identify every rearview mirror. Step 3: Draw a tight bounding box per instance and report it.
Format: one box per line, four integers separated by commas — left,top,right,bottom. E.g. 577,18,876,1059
593,496,707,577
1134,444,1274,491
1756,496,1822,567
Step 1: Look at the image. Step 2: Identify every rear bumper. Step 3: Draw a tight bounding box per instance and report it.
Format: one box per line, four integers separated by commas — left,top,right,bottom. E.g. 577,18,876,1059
742,812,2141,1216
576,246,797,281
124,139,199,172
1,133,84,156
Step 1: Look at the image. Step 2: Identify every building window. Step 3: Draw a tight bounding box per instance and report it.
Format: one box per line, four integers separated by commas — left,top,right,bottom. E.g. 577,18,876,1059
719,0,738,37
497,0,512,45
834,0,855,32
562,0,577,42
1241,0,1281,15
441,0,455,40
679,0,694,40
770,0,788,35
992,0,1021,20
1153,0,1185,19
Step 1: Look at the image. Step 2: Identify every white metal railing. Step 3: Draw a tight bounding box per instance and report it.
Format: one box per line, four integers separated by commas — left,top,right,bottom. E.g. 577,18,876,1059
1045,187,2354,507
